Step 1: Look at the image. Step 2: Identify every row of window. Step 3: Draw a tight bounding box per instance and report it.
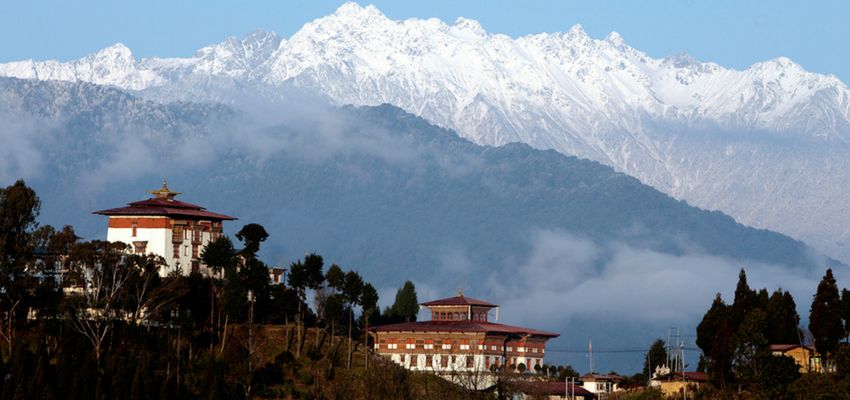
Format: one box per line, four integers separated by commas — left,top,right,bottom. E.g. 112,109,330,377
378,342,543,353
400,354,543,370
410,354,474,369
431,311,488,321
171,244,200,259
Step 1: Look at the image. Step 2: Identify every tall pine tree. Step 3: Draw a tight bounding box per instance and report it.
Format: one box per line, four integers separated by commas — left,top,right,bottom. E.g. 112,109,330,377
809,269,844,359
765,289,800,344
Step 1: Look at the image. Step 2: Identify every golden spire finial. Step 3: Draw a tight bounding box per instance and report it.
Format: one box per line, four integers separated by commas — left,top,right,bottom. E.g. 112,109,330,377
458,288,463,298
148,177,181,200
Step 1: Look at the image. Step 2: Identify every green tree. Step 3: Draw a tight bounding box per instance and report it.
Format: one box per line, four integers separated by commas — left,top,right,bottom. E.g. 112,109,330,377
809,268,844,360
732,308,769,384
343,271,364,369
324,294,345,343
200,235,237,343
287,253,325,356
326,264,345,291
696,293,734,388
556,364,579,380
643,339,668,382
0,180,41,353
235,224,268,258
390,281,419,322
732,269,757,323
756,354,800,400
200,236,236,277
360,283,379,368
239,257,272,322
765,289,801,345
833,343,850,380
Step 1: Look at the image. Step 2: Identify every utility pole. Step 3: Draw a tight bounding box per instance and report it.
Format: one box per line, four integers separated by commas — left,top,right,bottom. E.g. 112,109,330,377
647,349,652,387
246,289,256,399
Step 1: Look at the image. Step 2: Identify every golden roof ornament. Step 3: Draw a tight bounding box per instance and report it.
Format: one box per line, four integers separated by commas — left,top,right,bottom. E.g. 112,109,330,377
148,178,181,200
458,288,463,298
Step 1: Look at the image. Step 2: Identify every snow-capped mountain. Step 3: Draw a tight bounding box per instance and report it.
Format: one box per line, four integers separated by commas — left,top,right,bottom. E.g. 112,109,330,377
3,2,850,260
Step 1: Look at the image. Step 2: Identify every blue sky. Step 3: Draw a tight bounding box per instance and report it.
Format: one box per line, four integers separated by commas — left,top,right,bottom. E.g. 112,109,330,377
2,0,849,82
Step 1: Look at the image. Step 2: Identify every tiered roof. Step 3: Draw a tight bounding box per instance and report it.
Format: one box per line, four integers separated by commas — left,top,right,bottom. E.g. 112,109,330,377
94,179,236,221
373,291,558,338
421,293,498,308
372,319,558,337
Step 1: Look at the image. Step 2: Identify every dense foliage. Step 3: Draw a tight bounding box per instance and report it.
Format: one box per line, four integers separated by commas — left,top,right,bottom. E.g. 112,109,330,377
694,268,850,399
0,180,493,399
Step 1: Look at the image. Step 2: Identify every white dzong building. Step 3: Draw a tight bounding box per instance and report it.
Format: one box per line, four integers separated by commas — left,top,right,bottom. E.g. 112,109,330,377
94,180,236,276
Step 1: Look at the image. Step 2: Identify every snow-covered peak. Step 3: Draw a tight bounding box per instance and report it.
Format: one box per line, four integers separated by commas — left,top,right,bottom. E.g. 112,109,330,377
188,30,282,77
332,2,384,19
0,2,846,139
93,42,135,61
565,24,590,41
324,2,389,28
452,17,487,39
605,31,625,46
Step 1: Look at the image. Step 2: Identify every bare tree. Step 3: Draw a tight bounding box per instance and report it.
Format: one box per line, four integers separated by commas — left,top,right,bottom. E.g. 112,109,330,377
67,241,138,370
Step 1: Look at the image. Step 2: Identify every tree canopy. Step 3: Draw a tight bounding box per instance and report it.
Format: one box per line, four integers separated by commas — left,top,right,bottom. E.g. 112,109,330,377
809,268,844,357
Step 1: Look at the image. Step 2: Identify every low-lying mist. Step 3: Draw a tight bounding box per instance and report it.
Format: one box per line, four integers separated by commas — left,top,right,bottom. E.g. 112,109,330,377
2,78,842,373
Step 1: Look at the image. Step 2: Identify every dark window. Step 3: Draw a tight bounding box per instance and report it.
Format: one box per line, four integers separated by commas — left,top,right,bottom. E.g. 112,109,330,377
172,226,183,243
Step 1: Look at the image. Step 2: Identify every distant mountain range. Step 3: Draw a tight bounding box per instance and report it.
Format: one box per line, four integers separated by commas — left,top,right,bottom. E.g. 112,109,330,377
0,76,834,276
2,3,847,263
1,75,838,372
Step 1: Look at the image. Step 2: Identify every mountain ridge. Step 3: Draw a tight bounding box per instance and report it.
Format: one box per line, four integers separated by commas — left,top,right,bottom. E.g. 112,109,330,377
1,2,849,261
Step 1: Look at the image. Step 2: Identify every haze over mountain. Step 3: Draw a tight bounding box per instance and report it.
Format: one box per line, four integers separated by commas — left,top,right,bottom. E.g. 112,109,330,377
0,75,843,371
2,3,849,262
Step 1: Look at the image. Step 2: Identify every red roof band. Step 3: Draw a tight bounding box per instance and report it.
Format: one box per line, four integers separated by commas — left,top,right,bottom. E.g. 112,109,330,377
421,294,498,308
93,180,236,221
371,320,559,338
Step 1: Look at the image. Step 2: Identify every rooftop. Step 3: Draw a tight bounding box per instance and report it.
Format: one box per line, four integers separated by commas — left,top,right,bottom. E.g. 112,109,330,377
513,381,596,398
421,290,498,308
580,373,622,382
655,371,708,383
371,319,559,338
769,343,815,353
93,179,236,221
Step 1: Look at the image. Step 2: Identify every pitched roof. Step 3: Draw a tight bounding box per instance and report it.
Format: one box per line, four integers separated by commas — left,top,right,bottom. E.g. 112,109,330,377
94,197,236,220
513,381,596,397
371,320,559,338
94,199,236,221
580,373,622,382
421,293,498,308
656,371,708,383
769,343,815,353
94,180,237,221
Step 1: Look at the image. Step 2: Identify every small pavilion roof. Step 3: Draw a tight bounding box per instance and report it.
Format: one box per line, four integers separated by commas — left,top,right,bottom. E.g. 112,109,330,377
421,290,498,308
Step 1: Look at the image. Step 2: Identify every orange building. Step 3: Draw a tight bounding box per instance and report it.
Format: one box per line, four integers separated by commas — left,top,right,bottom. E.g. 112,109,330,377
370,291,558,388
770,344,821,373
